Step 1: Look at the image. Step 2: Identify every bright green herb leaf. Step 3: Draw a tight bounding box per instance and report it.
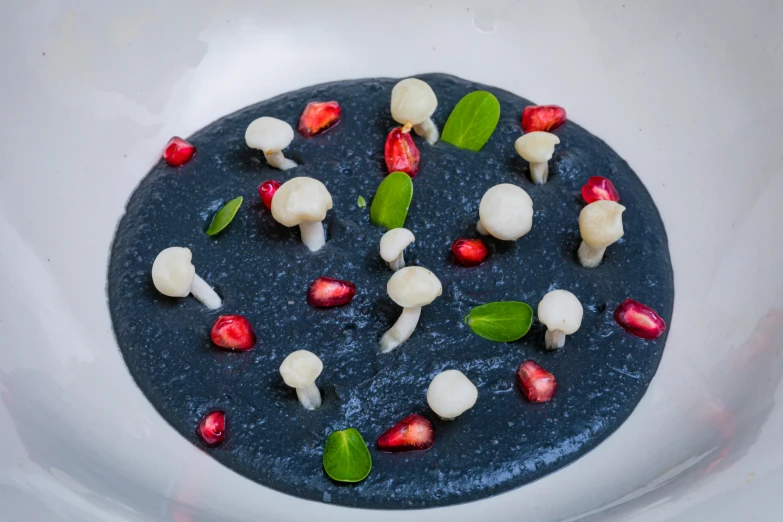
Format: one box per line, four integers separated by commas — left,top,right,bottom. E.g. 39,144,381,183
441,91,501,151
464,301,533,342
205,196,243,236
357,195,367,208
369,172,413,230
322,428,372,483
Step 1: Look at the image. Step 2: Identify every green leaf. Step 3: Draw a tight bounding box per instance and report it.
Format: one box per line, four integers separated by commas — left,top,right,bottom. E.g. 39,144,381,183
441,91,501,151
369,172,413,230
464,301,533,342
322,428,372,483
357,195,367,208
205,196,243,236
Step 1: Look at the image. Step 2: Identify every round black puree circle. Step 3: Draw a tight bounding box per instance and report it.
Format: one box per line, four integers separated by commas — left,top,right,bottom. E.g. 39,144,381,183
108,74,674,509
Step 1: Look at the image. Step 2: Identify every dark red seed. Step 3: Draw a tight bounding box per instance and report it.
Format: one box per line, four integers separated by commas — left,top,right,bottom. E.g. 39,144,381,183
308,276,356,307
196,411,225,446
517,360,557,403
258,180,282,209
384,127,420,177
377,414,434,452
211,315,257,351
298,101,341,137
451,238,489,267
163,137,196,166
521,105,567,133
614,299,667,339
582,176,620,204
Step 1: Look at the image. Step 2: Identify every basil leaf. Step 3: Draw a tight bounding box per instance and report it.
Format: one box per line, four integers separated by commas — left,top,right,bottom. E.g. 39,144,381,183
323,428,372,483
464,301,533,342
357,195,367,208
441,91,501,151
206,196,243,236
370,172,413,230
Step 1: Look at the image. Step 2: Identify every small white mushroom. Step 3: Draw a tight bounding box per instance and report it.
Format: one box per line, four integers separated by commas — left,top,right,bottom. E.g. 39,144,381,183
514,132,560,184
380,267,442,353
379,228,415,272
271,177,333,252
279,350,323,410
578,200,626,268
427,370,478,421
245,116,298,171
538,290,584,350
391,78,439,145
476,184,534,240
151,247,221,309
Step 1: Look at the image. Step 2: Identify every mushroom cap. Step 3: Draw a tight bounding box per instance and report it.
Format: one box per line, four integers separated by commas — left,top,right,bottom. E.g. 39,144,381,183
271,177,333,227
279,350,323,388
386,266,442,308
427,370,478,419
514,132,560,163
538,290,584,335
245,117,294,153
478,184,534,241
579,200,626,248
391,78,438,126
151,247,196,298
379,228,415,263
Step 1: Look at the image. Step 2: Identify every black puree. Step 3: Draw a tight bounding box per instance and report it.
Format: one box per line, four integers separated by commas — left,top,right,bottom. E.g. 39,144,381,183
108,74,674,509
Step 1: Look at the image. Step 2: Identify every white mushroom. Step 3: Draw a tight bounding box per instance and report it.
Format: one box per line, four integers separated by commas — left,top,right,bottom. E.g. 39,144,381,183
578,200,626,268
279,350,323,410
380,267,442,353
245,117,298,171
271,177,333,252
151,247,221,309
391,78,439,145
476,184,534,240
426,370,478,421
514,132,560,184
379,228,415,272
538,290,584,349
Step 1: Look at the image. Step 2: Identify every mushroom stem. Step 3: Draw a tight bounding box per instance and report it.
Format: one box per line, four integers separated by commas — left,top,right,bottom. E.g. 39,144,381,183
298,220,326,251
264,150,297,171
437,414,456,421
190,274,222,309
578,241,607,268
529,162,549,184
380,306,422,353
476,220,489,236
295,383,322,410
413,118,439,145
545,329,566,350
401,121,414,133
389,253,405,272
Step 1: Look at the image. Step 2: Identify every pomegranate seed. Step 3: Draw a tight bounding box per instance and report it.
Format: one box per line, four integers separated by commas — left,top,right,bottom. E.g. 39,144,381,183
384,127,420,177
517,360,557,403
211,315,257,351
308,276,356,307
196,411,225,446
163,137,196,166
377,414,434,452
451,238,489,267
258,180,281,209
521,105,567,133
298,101,342,137
614,299,667,339
582,176,620,204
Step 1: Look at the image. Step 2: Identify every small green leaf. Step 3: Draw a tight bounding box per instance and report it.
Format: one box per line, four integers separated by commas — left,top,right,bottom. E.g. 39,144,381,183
323,428,372,483
441,91,501,151
464,301,533,342
205,196,243,236
357,195,367,208
369,172,413,230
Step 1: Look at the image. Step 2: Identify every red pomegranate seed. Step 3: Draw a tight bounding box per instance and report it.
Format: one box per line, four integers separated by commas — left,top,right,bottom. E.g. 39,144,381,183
582,176,620,204
614,299,667,339
521,105,567,133
451,238,489,267
258,180,281,209
384,127,420,177
517,360,557,403
308,276,356,307
163,137,196,166
377,414,434,452
196,411,225,446
211,315,257,351
298,101,342,137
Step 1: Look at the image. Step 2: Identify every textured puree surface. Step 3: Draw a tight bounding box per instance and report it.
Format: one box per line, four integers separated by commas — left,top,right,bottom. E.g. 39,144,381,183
108,74,674,509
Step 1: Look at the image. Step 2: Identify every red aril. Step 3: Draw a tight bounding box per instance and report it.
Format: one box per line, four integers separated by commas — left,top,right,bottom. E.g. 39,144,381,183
258,180,281,209
451,238,489,267
384,127,420,177
517,360,557,403
211,315,257,351
196,411,225,446
298,101,341,137
614,299,667,339
308,276,356,307
377,414,434,452
521,105,567,133
163,137,196,166
582,176,620,204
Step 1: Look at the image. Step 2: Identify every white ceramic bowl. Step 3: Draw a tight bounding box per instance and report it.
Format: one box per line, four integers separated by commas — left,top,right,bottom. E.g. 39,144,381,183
2,1,782,520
